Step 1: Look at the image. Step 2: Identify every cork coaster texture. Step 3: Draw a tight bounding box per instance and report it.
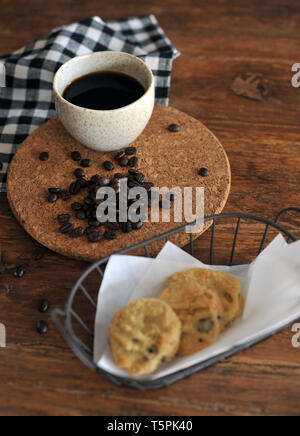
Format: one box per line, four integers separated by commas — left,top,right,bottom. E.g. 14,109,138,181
7,104,231,262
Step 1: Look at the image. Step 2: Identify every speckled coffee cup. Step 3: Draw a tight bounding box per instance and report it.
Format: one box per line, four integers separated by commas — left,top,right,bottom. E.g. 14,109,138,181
53,51,155,152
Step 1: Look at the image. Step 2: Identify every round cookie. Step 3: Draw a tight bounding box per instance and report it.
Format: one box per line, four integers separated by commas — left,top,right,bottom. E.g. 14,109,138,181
160,278,224,356
173,269,241,331
109,298,181,376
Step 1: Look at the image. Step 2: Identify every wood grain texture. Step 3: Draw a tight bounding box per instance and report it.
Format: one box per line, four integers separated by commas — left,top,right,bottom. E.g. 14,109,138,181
1,0,300,416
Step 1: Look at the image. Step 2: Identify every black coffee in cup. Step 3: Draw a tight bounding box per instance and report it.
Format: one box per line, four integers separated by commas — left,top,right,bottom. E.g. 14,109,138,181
63,71,146,111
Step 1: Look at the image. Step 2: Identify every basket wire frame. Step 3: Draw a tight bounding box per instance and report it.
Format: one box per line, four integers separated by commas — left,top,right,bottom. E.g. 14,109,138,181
52,209,300,390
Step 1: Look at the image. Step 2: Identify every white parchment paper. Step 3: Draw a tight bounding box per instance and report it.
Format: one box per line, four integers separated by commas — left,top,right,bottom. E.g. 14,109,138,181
94,234,300,381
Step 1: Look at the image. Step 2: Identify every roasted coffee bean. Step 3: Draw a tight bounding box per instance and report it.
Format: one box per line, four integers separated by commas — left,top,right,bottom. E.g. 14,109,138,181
168,123,181,132
128,156,138,167
90,174,102,186
36,320,48,335
57,214,71,223
85,226,95,235
198,167,209,177
48,187,61,194
118,156,129,167
106,222,120,231
60,190,71,201
166,192,177,202
71,151,81,162
75,210,86,220
70,227,85,238
125,146,136,156
121,222,132,234
97,176,110,186
39,152,49,161
114,151,125,160
143,182,154,192
13,265,25,278
85,196,95,206
78,178,88,188
88,230,102,243
134,173,145,183
111,179,121,193
80,158,92,168
48,193,58,203
128,169,140,176
74,168,85,178
104,230,117,240
59,222,73,234
88,219,100,227
71,202,82,211
114,173,123,179
103,161,114,171
38,299,50,313
132,220,143,230
69,182,78,195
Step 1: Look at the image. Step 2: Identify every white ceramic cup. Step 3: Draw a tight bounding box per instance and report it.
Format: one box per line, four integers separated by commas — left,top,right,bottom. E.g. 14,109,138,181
53,51,155,152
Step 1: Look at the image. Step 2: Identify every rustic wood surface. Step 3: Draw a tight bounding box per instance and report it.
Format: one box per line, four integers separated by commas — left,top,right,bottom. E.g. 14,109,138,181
1,0,300,416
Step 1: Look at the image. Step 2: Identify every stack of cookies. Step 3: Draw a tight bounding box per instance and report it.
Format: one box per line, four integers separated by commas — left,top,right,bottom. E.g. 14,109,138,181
109,268,244,376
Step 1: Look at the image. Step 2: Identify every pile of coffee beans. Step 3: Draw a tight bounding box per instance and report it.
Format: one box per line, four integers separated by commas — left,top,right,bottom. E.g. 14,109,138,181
44,147,162,243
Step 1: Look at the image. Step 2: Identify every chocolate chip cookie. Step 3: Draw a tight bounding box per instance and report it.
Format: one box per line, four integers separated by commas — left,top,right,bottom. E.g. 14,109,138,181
109,298,181,375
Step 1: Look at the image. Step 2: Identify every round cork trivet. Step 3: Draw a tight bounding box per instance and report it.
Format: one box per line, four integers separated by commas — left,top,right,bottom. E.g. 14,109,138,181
7,104,231,262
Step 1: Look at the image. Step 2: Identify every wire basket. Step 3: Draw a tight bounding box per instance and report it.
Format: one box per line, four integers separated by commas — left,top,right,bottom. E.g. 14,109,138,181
52,208,300,390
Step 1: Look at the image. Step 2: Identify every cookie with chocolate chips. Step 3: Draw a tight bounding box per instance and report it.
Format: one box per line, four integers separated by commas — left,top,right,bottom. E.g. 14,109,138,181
109,298,181,375
160,273,224,356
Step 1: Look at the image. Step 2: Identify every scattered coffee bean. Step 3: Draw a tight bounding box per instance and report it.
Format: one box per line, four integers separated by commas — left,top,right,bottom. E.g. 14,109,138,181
70,227,85,238
60,190,71,201
104,230,117,240
121,222,132,233
128,169,140,176
48,193,58,203
132,220,143,230
143,182,154,192
85,226,95,235
59,222,73,234
125,146,136,156
74,168,85,178
106,222,120,231
168,123,181,132
71,151,81,162
38,299,50,313
134,173,145,184
128,156,138,167
114,173,123,179
88,230,102,243
98,176,110,186
69,180,81,195
13,265,25,278
48,187,61,194
71,202,82,211
75,211,86,220
90,174,101,186
114,151,125,160
118,156,129,167
36,320,48,335
111,179,121,193
39,152,49,161
84,196,95,206
78,178,88,188
198,167,209,177
103,161,114,171
88,219,100,227
80,158,92,168
57,214,71,223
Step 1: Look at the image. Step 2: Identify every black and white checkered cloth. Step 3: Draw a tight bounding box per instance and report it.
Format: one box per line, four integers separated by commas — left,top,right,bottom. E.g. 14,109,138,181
0,15,180,192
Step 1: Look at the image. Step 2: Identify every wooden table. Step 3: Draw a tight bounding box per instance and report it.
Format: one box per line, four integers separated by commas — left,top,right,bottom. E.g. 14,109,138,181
1,0,300,416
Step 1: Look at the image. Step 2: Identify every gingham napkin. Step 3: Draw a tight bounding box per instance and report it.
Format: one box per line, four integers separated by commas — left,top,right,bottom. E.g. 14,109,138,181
0,15,180,192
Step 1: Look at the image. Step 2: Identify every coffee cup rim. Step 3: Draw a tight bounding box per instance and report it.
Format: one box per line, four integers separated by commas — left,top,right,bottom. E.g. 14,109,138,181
53,51,154,113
